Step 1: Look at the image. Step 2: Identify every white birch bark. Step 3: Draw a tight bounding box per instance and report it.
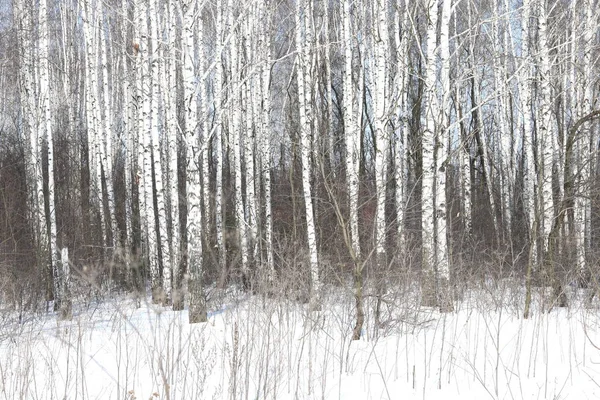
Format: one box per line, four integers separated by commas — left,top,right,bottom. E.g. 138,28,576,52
518,0,537,268
166,0,181,305
323,0,335,174
133,0,147,278
242,14,258,268
182,0,206,321
373,0,388,268
342,0,360,260
101,12,118,251
493,0,513,240
421,0,438,300
456,83,472,235
437,0,452,283
16,0,47,286
214,0,226,284
259,14,274,280
83,0,107,257
196,0,211,276
122,0,134,271
137,0,160,297
148,0,172,302
229,0,249,280
393,5,409,251
92,1,107,256
537,0,555,254
39,0,60,306
575,0,596,277
296,0,320,308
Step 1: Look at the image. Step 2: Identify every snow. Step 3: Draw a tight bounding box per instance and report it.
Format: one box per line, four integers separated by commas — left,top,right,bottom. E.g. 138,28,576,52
1,285,600,399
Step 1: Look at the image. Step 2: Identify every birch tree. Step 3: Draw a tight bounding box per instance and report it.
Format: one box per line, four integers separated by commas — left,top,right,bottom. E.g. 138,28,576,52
228,0,250,284
296,0,320,310
101,7,118,252
393,3,409,252
182,0,206,322
436,0,452,309
420,0,439,307
166,0,182,309
343,0,360,264
214,0,226,288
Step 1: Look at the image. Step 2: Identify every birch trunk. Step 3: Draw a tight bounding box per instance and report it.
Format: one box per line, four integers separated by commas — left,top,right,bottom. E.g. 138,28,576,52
214,0,226,287
16,0,49,299
373,0,388,272
122,0,134,275
537,0,555,256
166,0,182,309
393,5,409,252
39,0,60,307
520,0,537,318
343,0,360,261
101,11,118,252
83,0,106,260
575,0,595,280
137,0,160,300
493,0,513,241
148,0,172,303
229,0,249,282
437,0,452,306
296,0,320,310
243,15,258,271
260,23,274,281
196,0,211,285
421,0,438,307
182,0,206,322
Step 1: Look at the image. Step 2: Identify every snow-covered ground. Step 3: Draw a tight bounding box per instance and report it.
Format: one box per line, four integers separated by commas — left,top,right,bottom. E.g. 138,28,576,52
1,283,600,399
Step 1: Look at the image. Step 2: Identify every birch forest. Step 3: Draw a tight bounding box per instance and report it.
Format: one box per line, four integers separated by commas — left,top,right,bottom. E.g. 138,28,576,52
0,0,599,334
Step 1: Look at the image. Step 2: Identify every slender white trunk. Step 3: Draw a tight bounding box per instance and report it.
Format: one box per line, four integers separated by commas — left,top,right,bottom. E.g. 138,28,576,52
576,0,595,276
137,0,160,297
297,0,320,307
214,0,226,283
101,13,117,251
166,0,181,304
122,0,133,269
228,0,249,279
243,15,258,268
493,0,513,240
323,0,334,174
148,0,171,302
260,18,274,280
196,1,211,275
437,0,452,283
456,83,472,235
373,0,388,267
182,0,205,321
537,0,555,254
39,0,60,305
421,0,438,294
518,0,537,268
133,0,147,277
343,0,360,260
83,0,106,255
394,5,409,251
17,1,46,288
